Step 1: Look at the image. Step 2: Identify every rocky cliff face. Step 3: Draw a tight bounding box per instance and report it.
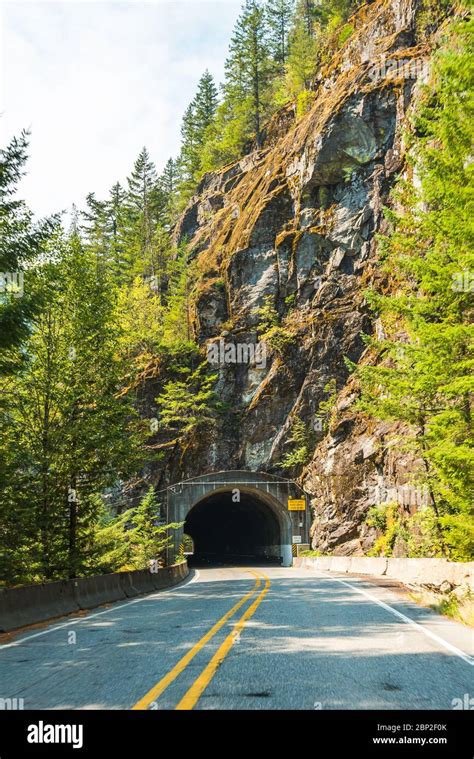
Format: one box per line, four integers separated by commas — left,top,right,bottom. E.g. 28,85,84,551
155,0,447,555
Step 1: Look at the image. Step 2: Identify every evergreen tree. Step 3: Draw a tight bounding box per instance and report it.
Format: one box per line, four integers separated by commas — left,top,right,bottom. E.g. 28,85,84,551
266,0,295,69
127,147,159,212
105,181,128,276
194,70,219,131
0,131,56,373
178,71,218,198
224,0,273,148
285,19,318,96
200,97,251,172
156,361,222,436
80,192,110,269
295,0,318,37
0,232,144,582
159,157,179,226
81,192,107,242
161,242,196,345
92,487,180,572
124,147,167,277
356,15,474,560
279,417,310,469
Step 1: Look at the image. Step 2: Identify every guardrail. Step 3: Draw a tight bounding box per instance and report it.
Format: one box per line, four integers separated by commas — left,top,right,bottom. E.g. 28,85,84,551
0,562,189,633
293,556,474,591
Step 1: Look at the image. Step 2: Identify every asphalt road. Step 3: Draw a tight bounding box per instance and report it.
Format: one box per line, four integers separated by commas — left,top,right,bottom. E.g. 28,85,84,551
0,566,472,710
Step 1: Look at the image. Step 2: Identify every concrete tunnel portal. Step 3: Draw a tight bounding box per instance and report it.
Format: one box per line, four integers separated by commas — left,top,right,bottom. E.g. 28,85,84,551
165,471,310,568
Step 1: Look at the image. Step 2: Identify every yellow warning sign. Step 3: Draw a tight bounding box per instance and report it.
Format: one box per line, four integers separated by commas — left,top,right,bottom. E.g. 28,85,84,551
288,498,306,511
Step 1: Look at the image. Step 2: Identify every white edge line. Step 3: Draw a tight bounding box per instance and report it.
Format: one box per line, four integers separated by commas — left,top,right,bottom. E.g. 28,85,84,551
328,574,474,667
0,571,199,651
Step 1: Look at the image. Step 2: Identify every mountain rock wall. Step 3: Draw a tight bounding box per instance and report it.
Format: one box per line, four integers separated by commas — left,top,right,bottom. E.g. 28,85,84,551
157,0,446,555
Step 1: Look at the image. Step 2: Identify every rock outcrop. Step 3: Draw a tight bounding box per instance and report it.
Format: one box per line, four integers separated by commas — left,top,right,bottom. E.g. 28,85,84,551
154,0,448,555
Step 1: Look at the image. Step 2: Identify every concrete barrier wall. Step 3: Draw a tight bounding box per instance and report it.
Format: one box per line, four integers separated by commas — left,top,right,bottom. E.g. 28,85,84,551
151,562,188,591
119,569,157,598
74,572,127,609
0,562,189,633
0,580,80,631
293,556,474,591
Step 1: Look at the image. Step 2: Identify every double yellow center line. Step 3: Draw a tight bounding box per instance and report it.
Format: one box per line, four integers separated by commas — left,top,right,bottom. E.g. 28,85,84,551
132,569,270,711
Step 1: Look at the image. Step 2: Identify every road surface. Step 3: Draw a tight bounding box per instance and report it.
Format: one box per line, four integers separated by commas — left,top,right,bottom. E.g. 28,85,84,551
0,566,472,709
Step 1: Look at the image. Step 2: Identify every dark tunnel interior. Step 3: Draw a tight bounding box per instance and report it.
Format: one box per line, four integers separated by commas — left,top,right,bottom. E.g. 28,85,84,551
184,491,281,566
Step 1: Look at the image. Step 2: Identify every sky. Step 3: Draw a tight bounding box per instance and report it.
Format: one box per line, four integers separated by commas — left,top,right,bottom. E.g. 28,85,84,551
0,0,241,219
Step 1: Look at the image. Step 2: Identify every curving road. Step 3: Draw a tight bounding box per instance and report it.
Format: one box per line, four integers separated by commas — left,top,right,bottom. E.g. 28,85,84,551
0,566,472,710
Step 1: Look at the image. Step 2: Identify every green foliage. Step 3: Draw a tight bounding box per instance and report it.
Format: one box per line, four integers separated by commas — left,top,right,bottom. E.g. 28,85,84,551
159,158,180,226
299,549,322,557
316,378,338,430
225,0,274,148
283,19,318,97
0,231,145,583
0,130,202,585
266,0,295,71
406,509,447,558
93,487,181,572
263,325,295,354
279,417,311,469
366,503,390,532
417,0,453,41
3,0,464,589
200,97,253,172
255,294,279,332
0,131,57,373
296,89,316,117
367,503,449,559
2,0,371,585
156,362,223,436
255,296,294,353
198,0,362,173
337,23,354,46
178,71,219,199
357,15,474,561
202,0,275,167
367,503,402,557
117,276,165,356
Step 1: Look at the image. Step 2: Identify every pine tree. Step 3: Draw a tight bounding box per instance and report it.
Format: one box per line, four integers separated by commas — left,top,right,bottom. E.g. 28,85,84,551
159,158,179,226
266,0,295,70
81,192,107,241
271,0,319,111
105,181,128,278
156,362,222,436
124,147,167,277
127,147,159,212
178,71,218,198
224,0,273,148
295,0,318,37
356,15,474,561
200,97,251,172
80,192,111,270
92,487,179,572
279,418,310,469
0,131,56,373
284,19,318,98
0,231,144,582
194,70,219,131
161,242,196,345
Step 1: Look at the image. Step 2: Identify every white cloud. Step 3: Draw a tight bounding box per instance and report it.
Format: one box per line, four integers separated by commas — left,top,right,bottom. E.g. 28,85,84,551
0,0,240,218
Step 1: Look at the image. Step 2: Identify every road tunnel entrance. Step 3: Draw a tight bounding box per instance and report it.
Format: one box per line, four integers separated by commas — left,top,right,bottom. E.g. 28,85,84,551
165,471,309,567
184,491,281,565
